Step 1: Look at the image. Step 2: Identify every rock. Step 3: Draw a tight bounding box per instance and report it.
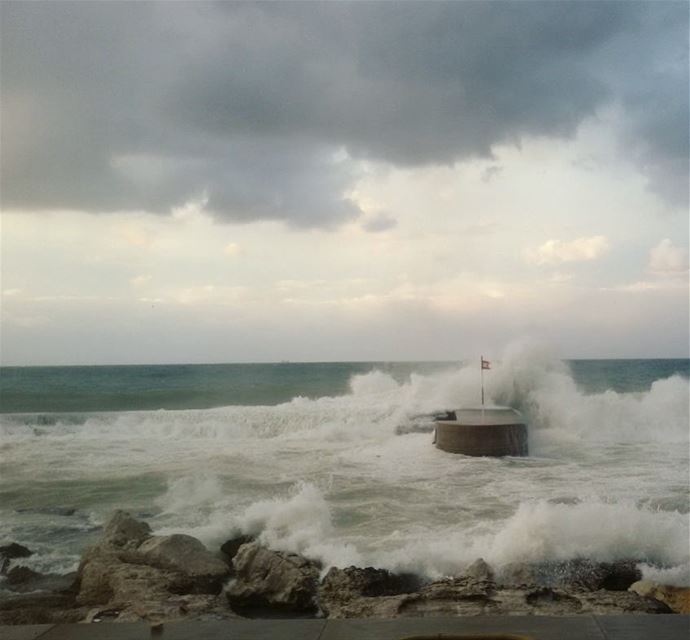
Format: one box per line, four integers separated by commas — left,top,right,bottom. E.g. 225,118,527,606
0,542,33,559
220,534,254,562
0,592,86,625
398,575,497,617
6,565,41,586
137,534,229,593
5,569,78,595
77,555,187,606
226,543,320,613
16,507,77,517
100,510,152,549
318,566,422,617
630,580,690,614
85,594,237,624
576,589,673,614
498,560,642,591
463,558,494,583
598,561,643,591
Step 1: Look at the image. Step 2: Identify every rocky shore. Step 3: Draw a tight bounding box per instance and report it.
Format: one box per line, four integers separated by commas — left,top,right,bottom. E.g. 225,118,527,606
1,511,688,625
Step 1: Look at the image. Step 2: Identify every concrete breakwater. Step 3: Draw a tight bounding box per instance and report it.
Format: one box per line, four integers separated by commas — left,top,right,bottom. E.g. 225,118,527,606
1,511,687,626
434,408,528,457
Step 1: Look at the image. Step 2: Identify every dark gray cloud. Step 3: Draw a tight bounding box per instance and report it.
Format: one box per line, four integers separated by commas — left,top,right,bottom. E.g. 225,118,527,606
1,1,687,226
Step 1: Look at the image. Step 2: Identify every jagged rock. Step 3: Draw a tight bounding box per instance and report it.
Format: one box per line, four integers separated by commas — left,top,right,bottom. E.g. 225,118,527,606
630,580,690,614
498,560,642,591
463,558,494,583
137,534,229,593
100,510,152,549
0,592,86,625
6,565,42,585
576,589,673,614
0,542,33,559
318,566,422,617
85,594,238,623
220,534,254,562
77,555,179,606
398,576,497,617
226,543,320,613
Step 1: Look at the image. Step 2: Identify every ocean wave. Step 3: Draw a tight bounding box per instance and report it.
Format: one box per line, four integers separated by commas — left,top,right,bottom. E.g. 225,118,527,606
2,342,687,447
163,482,690,583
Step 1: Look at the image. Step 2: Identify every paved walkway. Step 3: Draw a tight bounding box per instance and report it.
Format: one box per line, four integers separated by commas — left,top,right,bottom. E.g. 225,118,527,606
3,615,690,640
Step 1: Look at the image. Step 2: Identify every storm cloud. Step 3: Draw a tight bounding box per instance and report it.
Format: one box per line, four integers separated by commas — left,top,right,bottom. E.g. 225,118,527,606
1,1,687,227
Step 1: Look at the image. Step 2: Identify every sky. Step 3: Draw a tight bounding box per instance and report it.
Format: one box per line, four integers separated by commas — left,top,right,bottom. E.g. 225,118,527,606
1,0,688,365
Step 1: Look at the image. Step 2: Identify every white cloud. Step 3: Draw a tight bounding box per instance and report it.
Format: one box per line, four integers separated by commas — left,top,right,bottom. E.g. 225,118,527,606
224,242,241,256
525,236,610,266
129,274,152,287
648,239,689,276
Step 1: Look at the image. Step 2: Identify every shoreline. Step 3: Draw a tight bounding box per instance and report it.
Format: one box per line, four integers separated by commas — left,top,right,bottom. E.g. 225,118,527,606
1,510,688,626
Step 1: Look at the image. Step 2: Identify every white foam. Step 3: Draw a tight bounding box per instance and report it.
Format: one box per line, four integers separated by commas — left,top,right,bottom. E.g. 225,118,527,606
3,342,687,581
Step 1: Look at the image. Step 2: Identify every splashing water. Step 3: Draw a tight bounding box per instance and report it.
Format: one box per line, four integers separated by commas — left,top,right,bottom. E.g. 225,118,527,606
1,342,688,583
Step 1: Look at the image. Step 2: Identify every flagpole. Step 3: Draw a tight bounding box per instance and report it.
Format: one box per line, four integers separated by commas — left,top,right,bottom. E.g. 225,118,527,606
480,355,485,424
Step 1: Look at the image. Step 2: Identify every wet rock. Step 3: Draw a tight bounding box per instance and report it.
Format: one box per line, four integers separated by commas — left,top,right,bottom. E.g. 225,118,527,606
498,559,642,591
318,566,422,617
398,576,497,617
0,592,86,625
576,589,673,614
100,510,152,549
137,534,229,594
463,558,495,583
6,569,78,595
226,543,320,613
6,565,42,586
86,594,238,624
0,542,33,559
16,507,77,517
220,534,254,562
598,561,643,591
630,580,690,614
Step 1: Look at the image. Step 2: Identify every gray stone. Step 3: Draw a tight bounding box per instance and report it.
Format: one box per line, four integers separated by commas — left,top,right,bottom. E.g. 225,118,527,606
137,535,229,593
226,543,320,613
220,535,254,562
99,511,151,550
318,566,422,618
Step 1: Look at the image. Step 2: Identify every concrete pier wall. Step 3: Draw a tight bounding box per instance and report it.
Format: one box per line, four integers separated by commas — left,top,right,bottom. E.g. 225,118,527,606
434,409,528,456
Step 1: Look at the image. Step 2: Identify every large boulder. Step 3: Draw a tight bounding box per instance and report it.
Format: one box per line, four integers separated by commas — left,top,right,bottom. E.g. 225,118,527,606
226,543,320,613
0,542,33,575
137,534,229,593
77,556,184,606
630,580,690,614
99,510,152,550
75,511,232,624
0,542,33,560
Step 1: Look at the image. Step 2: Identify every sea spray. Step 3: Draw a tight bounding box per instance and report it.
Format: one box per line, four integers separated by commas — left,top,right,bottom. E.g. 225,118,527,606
1,345,687,585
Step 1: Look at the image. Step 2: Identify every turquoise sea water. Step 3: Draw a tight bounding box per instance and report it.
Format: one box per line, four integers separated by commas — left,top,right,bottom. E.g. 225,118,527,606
1,358,687,413
1,349,689,586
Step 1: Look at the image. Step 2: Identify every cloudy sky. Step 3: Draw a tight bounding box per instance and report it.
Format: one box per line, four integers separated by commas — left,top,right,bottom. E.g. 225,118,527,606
1,0,688,365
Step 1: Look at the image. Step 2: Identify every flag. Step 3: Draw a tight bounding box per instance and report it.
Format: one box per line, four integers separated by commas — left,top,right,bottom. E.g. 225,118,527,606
481,358,491,370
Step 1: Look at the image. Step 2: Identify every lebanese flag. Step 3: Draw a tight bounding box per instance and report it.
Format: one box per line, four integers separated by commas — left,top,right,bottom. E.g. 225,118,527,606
481,358,491,370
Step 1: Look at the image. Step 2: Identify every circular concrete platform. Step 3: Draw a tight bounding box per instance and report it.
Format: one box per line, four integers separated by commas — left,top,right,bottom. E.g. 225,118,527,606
434,408,528,457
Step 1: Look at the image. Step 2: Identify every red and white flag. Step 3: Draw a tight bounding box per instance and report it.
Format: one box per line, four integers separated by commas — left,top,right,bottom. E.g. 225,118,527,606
481,358,491,370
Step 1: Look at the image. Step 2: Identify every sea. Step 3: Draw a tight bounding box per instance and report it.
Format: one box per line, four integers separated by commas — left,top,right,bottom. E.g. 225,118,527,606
1,342,689,587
